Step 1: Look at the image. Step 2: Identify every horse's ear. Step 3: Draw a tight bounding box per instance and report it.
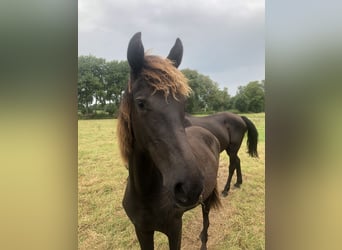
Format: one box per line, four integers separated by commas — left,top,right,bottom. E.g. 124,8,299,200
167,38,183,68
127,32,145,74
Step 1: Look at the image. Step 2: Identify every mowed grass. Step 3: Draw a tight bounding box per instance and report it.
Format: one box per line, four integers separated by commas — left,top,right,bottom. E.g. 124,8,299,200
78,113,265,249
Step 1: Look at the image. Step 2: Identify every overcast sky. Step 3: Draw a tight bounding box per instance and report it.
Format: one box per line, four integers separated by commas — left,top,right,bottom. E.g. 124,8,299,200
78,0,264,95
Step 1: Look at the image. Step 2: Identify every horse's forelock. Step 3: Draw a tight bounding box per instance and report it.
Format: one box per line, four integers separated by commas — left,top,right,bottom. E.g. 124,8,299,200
141,55,191,98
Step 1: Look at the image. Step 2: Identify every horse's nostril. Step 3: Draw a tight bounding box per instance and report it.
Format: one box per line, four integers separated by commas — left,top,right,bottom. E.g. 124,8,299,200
174,181,203,207
174,182,188,203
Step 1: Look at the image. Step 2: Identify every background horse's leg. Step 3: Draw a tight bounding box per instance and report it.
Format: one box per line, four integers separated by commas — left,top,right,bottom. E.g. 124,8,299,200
222,163,234,196
234,156,242,187
222,150,235,196
167,219,182,250
135,228,154,250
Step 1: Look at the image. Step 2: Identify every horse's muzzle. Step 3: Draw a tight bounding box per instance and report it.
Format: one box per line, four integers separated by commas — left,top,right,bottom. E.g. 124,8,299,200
173,180,203,208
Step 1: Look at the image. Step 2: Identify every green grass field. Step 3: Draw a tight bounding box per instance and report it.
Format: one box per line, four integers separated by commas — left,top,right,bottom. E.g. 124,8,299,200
78,113,265,249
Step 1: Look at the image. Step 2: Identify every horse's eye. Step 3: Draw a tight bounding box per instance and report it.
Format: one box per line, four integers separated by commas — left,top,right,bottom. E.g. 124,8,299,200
136,99,145,110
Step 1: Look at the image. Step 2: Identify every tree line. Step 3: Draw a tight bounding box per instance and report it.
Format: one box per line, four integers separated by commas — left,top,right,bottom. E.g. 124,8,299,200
78,55,264,118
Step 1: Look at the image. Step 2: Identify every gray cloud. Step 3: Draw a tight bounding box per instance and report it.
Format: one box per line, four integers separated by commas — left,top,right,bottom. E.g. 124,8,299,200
79,0,264,95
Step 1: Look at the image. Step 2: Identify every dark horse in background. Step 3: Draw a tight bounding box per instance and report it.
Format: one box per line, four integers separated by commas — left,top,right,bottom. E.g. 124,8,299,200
185,112,259,196
117,32,221,250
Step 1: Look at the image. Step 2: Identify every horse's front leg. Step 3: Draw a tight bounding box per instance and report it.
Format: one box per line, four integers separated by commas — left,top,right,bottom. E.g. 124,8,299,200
166,218,182,250
135,228,154,250
199,201,211,250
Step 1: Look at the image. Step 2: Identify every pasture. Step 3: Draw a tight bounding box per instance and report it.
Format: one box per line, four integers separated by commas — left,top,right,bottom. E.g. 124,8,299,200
78,113,265,249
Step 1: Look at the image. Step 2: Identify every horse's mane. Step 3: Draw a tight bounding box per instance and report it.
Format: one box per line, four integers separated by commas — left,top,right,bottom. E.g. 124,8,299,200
117,87,132,165
117,55,191,164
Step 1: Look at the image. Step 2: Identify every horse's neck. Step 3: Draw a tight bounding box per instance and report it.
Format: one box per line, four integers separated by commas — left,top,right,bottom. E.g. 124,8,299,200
128,150,163,197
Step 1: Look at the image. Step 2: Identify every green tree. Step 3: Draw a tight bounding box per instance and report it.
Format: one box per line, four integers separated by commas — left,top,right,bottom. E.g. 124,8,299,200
105,60,129,107
182,69,230,113
234,88,249,112
211,87,231,111
78,55,107,114
234,80,264,113
78,56,130,116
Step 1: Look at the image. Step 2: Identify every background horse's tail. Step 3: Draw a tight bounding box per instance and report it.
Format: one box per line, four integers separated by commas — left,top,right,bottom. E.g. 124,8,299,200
210,186,222,209
241,116,259,158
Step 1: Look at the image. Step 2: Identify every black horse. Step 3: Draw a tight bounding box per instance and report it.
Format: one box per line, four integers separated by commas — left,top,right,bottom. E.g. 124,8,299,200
117,32,221,250
185,112,258,196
